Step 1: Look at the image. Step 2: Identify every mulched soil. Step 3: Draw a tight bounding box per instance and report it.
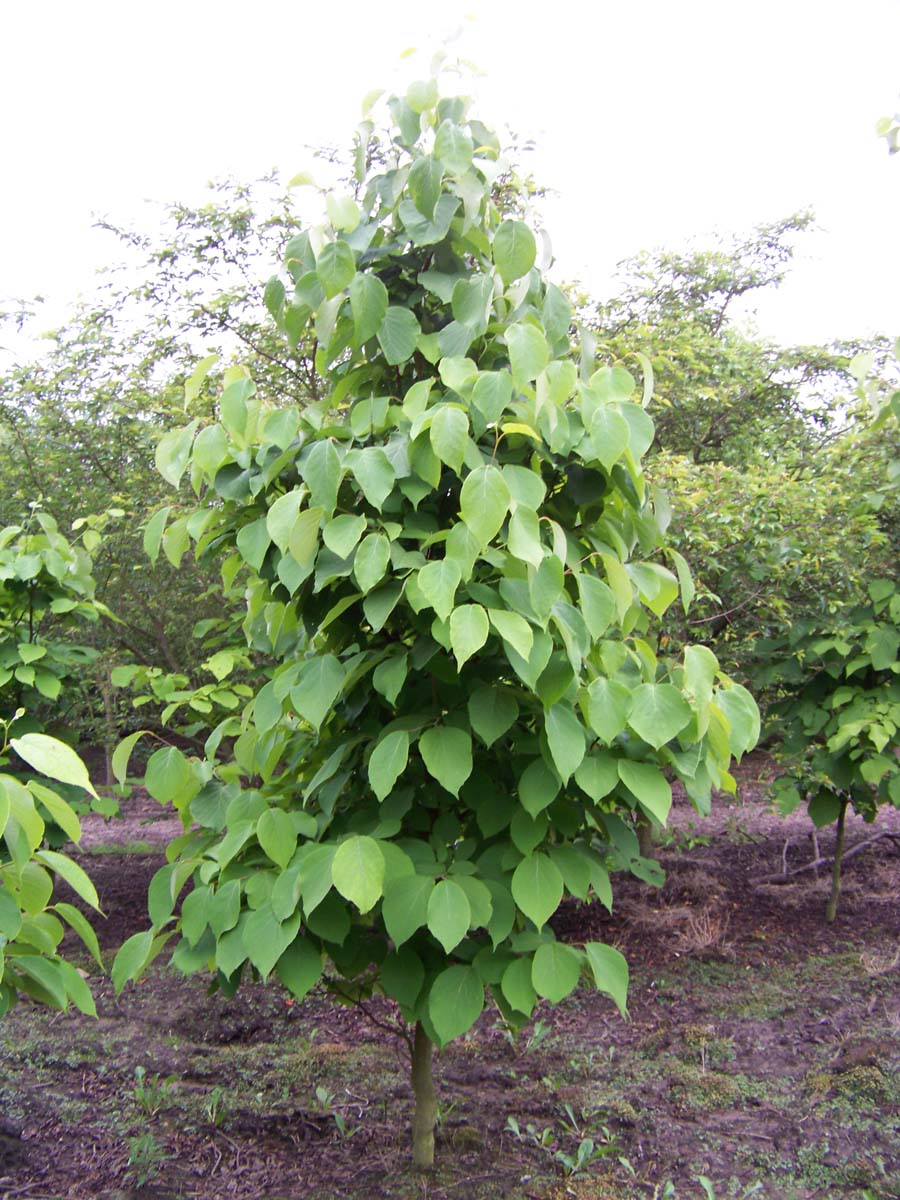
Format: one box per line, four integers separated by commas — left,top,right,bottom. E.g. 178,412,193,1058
1,752,899,1200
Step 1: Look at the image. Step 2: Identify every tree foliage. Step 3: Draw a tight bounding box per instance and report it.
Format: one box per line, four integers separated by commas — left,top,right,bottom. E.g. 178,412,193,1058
112,78,758,1168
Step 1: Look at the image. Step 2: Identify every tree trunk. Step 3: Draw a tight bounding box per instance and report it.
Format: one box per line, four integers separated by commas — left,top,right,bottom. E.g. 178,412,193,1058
101,665,116,789
636,811,655,860
825,799,848,924
411,1022,437,1171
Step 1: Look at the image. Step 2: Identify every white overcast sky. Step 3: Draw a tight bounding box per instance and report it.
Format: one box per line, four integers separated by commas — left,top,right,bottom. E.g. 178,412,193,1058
2,1,899,353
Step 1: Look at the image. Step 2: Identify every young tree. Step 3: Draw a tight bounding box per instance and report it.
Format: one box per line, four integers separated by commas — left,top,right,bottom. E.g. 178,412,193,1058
0,514,105,1012
115,76,758,1169
763,352,900,921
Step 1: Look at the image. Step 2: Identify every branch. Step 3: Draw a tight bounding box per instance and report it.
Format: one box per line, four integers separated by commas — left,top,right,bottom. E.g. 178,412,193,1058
760,831,900,883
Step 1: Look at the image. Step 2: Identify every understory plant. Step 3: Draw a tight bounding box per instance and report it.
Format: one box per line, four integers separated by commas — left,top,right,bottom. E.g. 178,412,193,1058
0,716,102,1015
0,512,105,717
114,74,758,1169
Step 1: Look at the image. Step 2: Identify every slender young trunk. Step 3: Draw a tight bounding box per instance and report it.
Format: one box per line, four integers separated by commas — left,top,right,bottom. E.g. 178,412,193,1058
411,1021,437,1171
102,665,115,789
636,811,655,860
825,799,848,924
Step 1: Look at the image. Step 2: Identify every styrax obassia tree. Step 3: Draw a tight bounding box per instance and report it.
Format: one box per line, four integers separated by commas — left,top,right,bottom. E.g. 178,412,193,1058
115,75,758,1169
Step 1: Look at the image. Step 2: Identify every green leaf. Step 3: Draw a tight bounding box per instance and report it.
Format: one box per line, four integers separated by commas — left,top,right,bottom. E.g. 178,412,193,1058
809,792,843,828
383,874,434,946
502,464,546,510
301,439,343,515
454,876,493,929
407,78,438,112
506,323,550,385
669,548,696,613
237,517,270,572
717,685,760,757
629,562,679,617
418,559,462,622
511,853,564,930
36,849,99,909
577,575,616,640
460,465,510,547
428,965,484,1046
381,947,425,1008
449,604,489,669
291,655,346,730
257,808,297,871
493,220,537,285
112,930,155,995
501,957,537,1016
451,278,492,333
434,121,473,174
584,942,629,1016
364,582,403,632
399,195,460,246
243,907,301,979
489,609,533,661
373,654,408,706
276,937,322,1001
326,193,360,233
155,421,198,487
369,730,410,801
323,514,367,558
544,703,586,782
574,753,618,801
331,835,385,913
316,241,356,298
589,406,630,471
143,507,170,565
266,489,305,551
54,902,103,969
518,758,560,817
585,678,633,744
618,760,672,826
145,746,191,804
531,942,582,1003
683,644,717,714
353,532,391,592
192,423,229,475
347,448,396,511
510,809,548,855
472,371,513,425
468,687,518,747
28,781,80,844
12,734,97,799
627,684,692,749
349,272,389,343
378,307,421,366
507,507,543,568
408,154,444,218
427,879,471,953
430,405,469,473
419,727,472,796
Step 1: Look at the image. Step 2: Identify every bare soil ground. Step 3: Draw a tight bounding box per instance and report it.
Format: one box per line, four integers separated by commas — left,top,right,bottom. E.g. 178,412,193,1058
1,753,899,1200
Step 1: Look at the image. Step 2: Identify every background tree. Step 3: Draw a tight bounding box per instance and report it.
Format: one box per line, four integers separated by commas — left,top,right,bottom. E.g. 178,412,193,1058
579,216,899,686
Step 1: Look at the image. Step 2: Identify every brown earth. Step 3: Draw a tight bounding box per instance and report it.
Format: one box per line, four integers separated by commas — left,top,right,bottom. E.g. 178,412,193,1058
1,753,899,1200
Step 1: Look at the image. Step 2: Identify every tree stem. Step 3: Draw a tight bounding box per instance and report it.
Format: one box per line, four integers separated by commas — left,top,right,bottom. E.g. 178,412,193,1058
636,810,655,860
411,1021,437,1171
825,799,848,924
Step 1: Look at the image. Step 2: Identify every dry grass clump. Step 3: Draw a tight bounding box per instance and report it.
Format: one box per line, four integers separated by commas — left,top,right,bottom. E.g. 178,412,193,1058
617,896,694,932
672,911,734,959
860,944,900,977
